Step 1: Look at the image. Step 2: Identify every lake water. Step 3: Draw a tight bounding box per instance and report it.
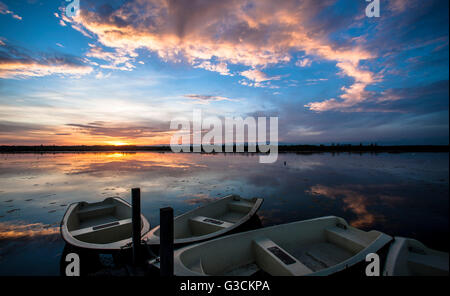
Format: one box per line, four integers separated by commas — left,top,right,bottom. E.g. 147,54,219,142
0,152,448,275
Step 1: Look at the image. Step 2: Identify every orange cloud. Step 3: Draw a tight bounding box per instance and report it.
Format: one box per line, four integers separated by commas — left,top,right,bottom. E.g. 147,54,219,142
0,222,59,240
307,184,378,228
62,0,377,99
0,60,93,79
0,40,93,78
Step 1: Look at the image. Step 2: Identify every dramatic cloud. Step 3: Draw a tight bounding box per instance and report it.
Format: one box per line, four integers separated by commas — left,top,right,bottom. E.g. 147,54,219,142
51,0,446,112
0,42,93,78
0,120,76,145
61,0,377,103
0,0,447,145
0,59,93,78
66,121,172,139
0,121,52,134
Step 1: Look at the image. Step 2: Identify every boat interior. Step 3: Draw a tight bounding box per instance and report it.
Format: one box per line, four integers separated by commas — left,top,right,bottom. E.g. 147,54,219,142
154,196,257,239
65,198,135,244
178,218,385,276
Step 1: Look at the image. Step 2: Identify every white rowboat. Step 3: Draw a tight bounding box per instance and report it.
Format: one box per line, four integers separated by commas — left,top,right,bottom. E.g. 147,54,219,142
171,216,392,276
146,195,263,246
61,197,150,250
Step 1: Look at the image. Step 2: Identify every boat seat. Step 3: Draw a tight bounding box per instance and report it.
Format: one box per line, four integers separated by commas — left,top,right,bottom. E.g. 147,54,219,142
325,226,372,253
189,216,234,236
76,203,117,220
70,218,132,237
217,211,245,223
252,237,313,276
300,242,354,271
227,200,253,213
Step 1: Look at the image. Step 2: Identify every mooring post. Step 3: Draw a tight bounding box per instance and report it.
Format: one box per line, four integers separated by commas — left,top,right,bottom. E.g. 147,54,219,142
131,187,141,266
160,207,174,276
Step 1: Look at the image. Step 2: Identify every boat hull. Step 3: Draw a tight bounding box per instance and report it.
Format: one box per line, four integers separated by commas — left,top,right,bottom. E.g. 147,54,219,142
383,237,449,276
145,195,263,247
171,216,392,276
60,197,150,251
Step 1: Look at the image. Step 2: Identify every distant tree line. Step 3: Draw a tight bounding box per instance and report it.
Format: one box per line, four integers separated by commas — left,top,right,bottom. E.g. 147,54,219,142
0,144,448,153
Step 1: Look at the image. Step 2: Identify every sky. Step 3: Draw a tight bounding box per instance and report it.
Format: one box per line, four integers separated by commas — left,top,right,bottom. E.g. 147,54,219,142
0,0,448,146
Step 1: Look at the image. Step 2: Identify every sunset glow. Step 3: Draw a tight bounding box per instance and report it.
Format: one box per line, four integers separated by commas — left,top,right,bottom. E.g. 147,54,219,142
0,0,448,145
106,141,132,146
0,1,448,278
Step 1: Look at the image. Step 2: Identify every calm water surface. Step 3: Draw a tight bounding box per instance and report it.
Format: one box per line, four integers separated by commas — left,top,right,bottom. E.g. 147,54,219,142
0,152,448,275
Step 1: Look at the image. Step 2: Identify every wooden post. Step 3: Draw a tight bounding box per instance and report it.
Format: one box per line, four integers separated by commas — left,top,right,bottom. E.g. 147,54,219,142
160,207,174,276
131,188,141,266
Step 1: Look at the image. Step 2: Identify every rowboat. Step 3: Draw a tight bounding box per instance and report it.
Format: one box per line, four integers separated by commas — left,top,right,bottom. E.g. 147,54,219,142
60,197,150,250
383,237,449,276
170,216,392,276
145,195,263,246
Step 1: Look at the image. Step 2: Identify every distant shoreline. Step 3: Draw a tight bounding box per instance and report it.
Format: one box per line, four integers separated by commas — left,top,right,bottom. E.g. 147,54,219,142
0,145,448,153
